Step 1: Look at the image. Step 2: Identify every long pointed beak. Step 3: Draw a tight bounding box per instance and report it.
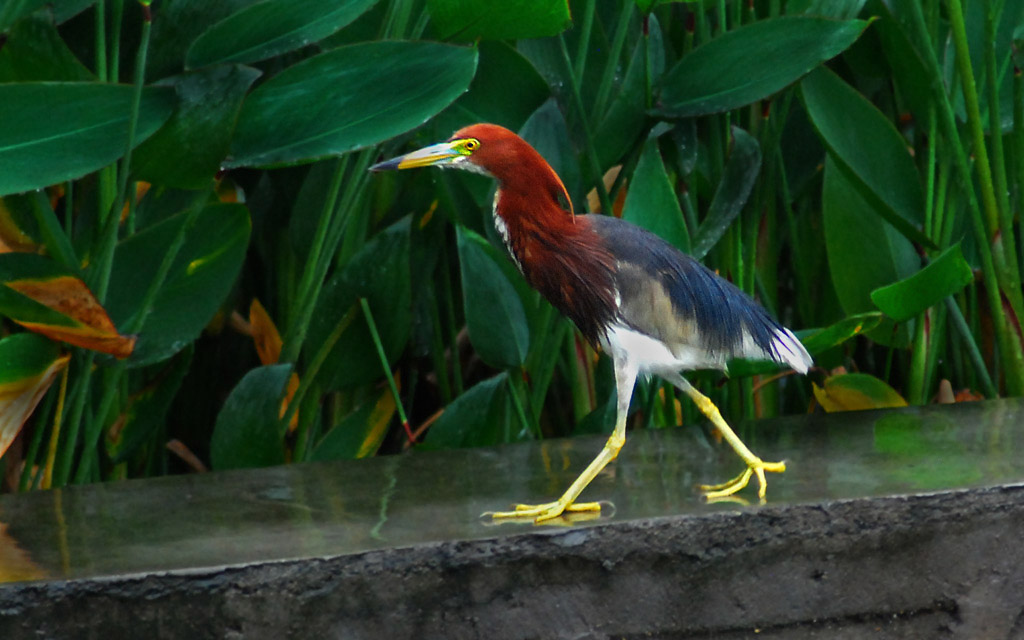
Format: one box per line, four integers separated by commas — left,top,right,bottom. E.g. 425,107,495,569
369,141,461,172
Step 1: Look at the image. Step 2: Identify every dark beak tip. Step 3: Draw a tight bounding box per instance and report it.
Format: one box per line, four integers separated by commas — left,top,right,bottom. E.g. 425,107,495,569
368,158,400,172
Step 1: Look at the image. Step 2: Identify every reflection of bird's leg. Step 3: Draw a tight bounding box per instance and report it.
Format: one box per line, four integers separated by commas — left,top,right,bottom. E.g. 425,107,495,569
489,357,639,523
663,372,785,500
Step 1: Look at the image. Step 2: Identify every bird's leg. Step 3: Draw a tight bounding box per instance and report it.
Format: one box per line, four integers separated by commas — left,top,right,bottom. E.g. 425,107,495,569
664,372,785,500
488,359,638,524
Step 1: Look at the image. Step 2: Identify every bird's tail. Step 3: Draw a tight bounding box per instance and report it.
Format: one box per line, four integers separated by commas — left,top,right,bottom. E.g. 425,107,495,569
769,326,813,374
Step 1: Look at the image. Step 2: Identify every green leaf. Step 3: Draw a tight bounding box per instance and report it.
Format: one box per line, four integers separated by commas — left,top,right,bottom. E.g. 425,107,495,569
186,0,378,68
0,332,63,385
656,16,869,117
227,41,478,168
801,66,933,249
309,386,396,461
309,217,412,390
133,65,262,189
622,137,689,253
0,83,174,196
427,0,571,41
422,372,511,449
458,227,530,369
106,203,252,367
870,244,973,323
0,14,94,82
147,0,262,79
823,156,917,347
210,364,291,470
106,349,192,463
0,332,67,461
690,127,761,260
432,41,549,137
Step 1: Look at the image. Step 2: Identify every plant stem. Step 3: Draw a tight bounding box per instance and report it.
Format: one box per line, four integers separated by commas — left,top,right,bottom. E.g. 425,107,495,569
592,1,633,121
360,298,413,442
557,34,613,216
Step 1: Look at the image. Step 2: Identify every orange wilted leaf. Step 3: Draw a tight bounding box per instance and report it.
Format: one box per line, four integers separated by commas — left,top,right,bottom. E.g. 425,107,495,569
249,298,282,365
0,334,69,461
119,182,151,223
248,298,298,431
6,275,136,358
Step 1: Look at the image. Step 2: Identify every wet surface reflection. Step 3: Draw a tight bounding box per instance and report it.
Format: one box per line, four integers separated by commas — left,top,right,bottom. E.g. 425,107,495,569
2,398,1024,584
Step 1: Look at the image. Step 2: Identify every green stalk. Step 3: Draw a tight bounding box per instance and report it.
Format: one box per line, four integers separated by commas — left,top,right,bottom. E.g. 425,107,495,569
905,0,1024,393
282,156,348,361
508,374,537,440
282,151,372,365
592,1,634,121
557,34,613,217
574,0,594,81
284,304,359,458
109,0,124,81
95,0,108,82
946,296,997,398
907,308,930,404
360,298,412,441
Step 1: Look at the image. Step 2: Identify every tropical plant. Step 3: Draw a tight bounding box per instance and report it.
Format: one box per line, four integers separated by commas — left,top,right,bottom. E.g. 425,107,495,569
0,0,1020,492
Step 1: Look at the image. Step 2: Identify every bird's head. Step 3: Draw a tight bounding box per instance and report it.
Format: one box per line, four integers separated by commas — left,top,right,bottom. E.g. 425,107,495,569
370,123,574,217
368,123,519,177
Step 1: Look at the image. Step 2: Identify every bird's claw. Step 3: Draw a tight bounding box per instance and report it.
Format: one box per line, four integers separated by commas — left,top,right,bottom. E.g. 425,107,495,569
699,458,785,501
485,500,606,524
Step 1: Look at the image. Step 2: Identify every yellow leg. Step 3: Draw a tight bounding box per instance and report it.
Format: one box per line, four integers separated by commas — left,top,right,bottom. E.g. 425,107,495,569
487,359,639,524
665,372,785,500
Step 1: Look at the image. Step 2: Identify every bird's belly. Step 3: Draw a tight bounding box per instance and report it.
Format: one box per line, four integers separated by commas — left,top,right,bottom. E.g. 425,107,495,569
600,323,726,375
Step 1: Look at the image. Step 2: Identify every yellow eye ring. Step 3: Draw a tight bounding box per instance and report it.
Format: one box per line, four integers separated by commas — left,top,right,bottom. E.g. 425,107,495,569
463,138,480,152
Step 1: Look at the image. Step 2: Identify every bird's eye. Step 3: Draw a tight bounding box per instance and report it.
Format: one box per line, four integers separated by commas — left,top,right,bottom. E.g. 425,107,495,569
463,139,480,152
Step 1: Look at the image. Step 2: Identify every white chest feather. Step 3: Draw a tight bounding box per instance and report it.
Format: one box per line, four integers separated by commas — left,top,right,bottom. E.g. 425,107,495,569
492,190,522,271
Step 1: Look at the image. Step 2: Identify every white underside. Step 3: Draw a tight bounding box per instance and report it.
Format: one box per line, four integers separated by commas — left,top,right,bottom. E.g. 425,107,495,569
599,322,811,376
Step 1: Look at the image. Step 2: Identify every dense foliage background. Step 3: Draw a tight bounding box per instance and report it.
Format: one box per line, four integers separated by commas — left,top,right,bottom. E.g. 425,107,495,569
0,0,1021,492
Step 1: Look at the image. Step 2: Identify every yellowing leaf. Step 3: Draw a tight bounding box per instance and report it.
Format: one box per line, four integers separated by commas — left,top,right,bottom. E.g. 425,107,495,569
0,334,69,460
813,373,908,412
0,197,40,254
248,298,297,431
6,275,136,358
357,376,399,458
249,298,282,366
0,520,46,583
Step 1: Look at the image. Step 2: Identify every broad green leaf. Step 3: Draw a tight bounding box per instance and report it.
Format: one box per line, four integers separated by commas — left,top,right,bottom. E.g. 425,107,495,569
308,217,412,390
186,0,378,68
0,253,135,357
802,66,932,248
147,0,263,79
106,203,252,367
791,0,866,18
106,349,192,463
427,0,571,41
227,41,477,168
813,372,907,412
133,65,262,189
622,137,689,253
0,83,174,196
656,16,869,117
0,333,68,461
727,311,883,376
458,227,530,369
870,244,973,323
309,386,396,461
432,41,549,137
823,157,916,347
0,14,94,82
690,127,761,260
210,364,291,470
422,372,511,449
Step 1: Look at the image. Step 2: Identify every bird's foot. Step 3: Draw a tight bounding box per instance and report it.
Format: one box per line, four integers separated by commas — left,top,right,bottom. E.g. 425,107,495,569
699,458,785,501
485,499,605,524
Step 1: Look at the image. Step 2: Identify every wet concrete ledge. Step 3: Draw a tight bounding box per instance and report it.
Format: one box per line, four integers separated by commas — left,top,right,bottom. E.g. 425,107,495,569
3,399,1024,639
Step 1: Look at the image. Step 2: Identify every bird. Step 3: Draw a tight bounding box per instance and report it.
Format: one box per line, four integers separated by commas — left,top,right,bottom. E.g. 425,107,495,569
370,123,812,523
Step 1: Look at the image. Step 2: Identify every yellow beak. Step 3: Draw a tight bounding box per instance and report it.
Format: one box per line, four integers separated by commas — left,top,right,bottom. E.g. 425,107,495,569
369,142,462,171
